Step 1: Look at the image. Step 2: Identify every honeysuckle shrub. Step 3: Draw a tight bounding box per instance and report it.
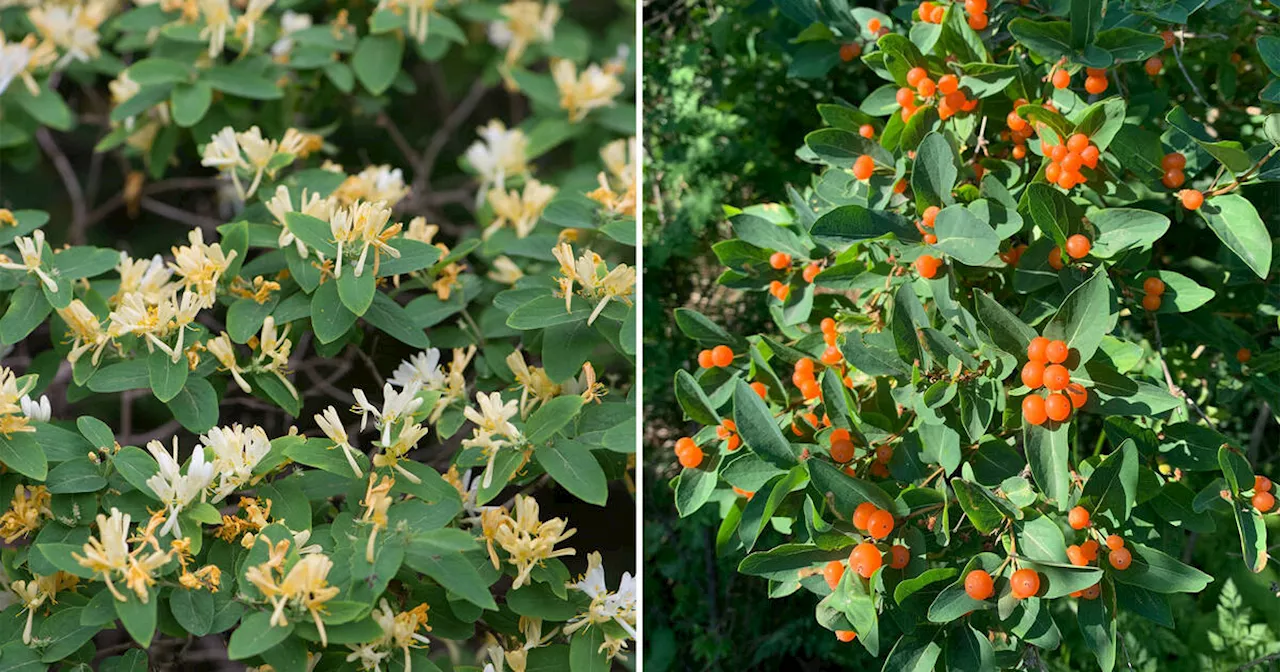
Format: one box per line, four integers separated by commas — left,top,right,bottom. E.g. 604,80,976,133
667,0,1278,669
0,0,637,670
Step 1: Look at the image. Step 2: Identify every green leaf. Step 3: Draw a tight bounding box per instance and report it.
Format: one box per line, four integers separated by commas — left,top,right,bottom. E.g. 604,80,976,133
1072,96,1126,152
1007,19,1072,63
951,479,1008,533
912,133,958,209
147,348,188,403
805,128,893,169
202,65,283,100
336,267,376,315
403,537,498,610
809,459,897,516
674,370,720,426
311,281,356,344
45,458,106,494
928,554,1001,622
1141,271,1213,313
1079,439,1137,523
974,289,1035,355
283,437,369,479
1078,586,1116,672
169,588,215,636
352,33,405,95
164,376,218,433
525,395,586,444
226,610,295,659
114,589,157,647
11,83,74,130
226,296,278,344
1088,209,1169,258
883,629,945,672
170,82,213,127
1233,499,1268,573
0,284,51,345
126,58,194,85
112,445,159,496
1196,194,1272,279
376,239,442,277
732,380,796,468
364,293,431,348
52,246,120,279
1044,269,1111,364
1112,542,1213,593
1166,106,1252,172
1024,421,1069,510
570,626,609,672
88,359,150,393
673,308,742,347
946,624,995,672
0,432,45,480
283,212,337,257
507,295,593,329
810,205,918,247
931,205,998,265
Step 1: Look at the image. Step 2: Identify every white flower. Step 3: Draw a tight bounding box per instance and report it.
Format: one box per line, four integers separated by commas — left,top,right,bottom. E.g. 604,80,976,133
265,185,335,258
465,120,529,200
565,552,637,643
0,229,58,292
198,0,233,58
314,405,364,479
144,438,215,538
464,392,520,439
271,10,313,57
387,349,446,391
19,395,49,422
0,34,55,97
352,381,425,446
28,3,108,66
204,424,272,502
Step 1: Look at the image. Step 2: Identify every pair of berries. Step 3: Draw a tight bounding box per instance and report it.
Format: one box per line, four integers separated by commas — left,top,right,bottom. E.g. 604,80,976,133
839,43,863,62
914,205,940,245
1253,475,1274,513
1081,67,1109,94
697,344,735,369
1046,233,1092,270
1042,132,1100,191
829,427,857,463
1160,152,1187,188
1140,276,1165,312
1067,539,1101,566
844,540,910,580
769,280,790,301
716,418,740,452
793,357,822,401
674,437,703,469
1021,336,1087,424
819,318,843,366
999,243,1027,267
964,568,1040,600
853,502,896,539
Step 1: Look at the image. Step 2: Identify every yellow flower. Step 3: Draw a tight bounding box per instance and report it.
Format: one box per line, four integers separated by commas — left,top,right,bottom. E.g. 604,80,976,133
198,0,233,57
73,508,171,603
465,120,529,198
485,179,557,239
488,255,524,285
56,299,109,365
10,571,77,644
0,484,51,543
329,200,401,278
490,1,560,71
552,59,624,123
314,405,364,478
587,138,637,217
506,350,559,418
0,229,58,293
246,548,342,647
207,332,251,393
359,474,395,563
170,229,236,307
346,598,431,671
28,1,111,66
493,495,575,589
551,243,634,324
333,164,411,207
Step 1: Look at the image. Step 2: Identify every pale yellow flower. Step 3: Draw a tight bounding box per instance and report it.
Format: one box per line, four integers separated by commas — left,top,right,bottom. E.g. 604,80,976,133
493,495,575,589
552,59,624,123
485,179,556,239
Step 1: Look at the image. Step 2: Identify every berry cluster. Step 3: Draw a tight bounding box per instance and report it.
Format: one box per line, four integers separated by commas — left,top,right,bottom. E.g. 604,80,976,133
1047,233,1091,270
1055,66,1110,95
917,0,988,29
716,418,740,452
914,204,940,244
1252,475,1274,513
697,344,735,369
1140,276,1165,311
767,252,821,301
1061,508,1129,598
1160,151,1187,188
1003,100,1039,159
792,356,823,401
819,317,843,365
673,436,703,469
1041,132,1100,191
1020,336,1087,425
898,67,976,121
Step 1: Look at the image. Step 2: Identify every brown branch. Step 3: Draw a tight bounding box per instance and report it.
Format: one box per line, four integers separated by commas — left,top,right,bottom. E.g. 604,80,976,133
34,128,87,241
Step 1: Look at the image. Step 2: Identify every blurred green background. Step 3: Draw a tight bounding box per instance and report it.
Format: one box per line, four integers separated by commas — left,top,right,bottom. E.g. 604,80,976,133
640,0,1280,669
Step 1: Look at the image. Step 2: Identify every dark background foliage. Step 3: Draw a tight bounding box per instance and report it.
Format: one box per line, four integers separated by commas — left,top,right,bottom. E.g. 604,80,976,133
641,0,1280,670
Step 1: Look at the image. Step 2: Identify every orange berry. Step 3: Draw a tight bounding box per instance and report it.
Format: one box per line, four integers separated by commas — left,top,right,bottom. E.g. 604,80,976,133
859,124,875,139
1050,144,1068,163
850,541,883,578
770,251,792,270
802,262,821,283
1237,347,1252,364
1257,476,1272,493
917,78,937,98
869,460,890,478
1180,189,1204,210
1081,539,1100,560
821,317,836,334
821,345,843,366
1043,364,1070,391
800,380,821,400
1161,152,1186,170
1012,144,1027,160
1022,395,1047,425
867,18,882,32
967,11,988,29
1105,535,1124,551
1068,506,1091,530
1045,393,1071,421
893,178,908,194
1061,152,1083,173
839,43,862,62
1006,111,1027,132
1045,162,1062,184
923,233,937,245
853,154,876,180
930,5,946,22
750,381,768,399
1067,133,1089,153
915,254,941,279
1109,547,1132,570
964,0,988,13
1065,234,1090,259
795,357,815,376
1052,68,1071,89
835,630,857,642
908,67,929,87
896,86,915,107
1045,340,1069,364
769,280,789,301
823,560,846,590
867,509,895,539
1162,29,1175,49
1142,294,1161,311
1048,246,1065,270
1065,383,1088,409
889,544,910,569
922,206,940,227
1144,56,1162,76
1080,145,1099,169
1027,336,1050,363
831,439,855,463
698,350,714,368
1081,583,1101,600
1021,361,1045,389
1067,544,1088,566
964,570,994,600
938,74,959,95
675,437,696,454
677,444,703,469
875,444,893,464
852,502,877,530
711,345,734,367
1162,168,1185,188
1084,75,1108,94
1143,277,1166,295
1254,491,1275,513
1010,568,1040,599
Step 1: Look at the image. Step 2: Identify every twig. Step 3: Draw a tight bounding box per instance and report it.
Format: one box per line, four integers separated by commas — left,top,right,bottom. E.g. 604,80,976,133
1234,651,1280,671
1152,317,1216,427
416,80,489,190
1248,402,1272,463
139,197,223,230
1172,29,1209,108
377,112,421,168
34,128,87,238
